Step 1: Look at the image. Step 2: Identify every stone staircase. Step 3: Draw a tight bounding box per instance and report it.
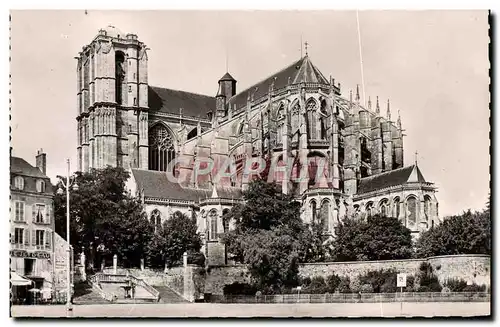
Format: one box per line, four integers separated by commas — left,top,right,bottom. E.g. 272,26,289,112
154,286,188,303
73,281,111,304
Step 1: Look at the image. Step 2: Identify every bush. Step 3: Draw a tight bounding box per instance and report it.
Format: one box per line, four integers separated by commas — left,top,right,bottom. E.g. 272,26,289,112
300,276,312,287
417,286,430,292
359,269,398,293
444,278,467,292
360,284,374,293
337,277,351,293
463,284,486,293
405,275,415,292
441,287,451,293
187,251,205,266
350,278,361,293
307,276,327,294
326,273,341,293
223,282,257,296
417,262,442,292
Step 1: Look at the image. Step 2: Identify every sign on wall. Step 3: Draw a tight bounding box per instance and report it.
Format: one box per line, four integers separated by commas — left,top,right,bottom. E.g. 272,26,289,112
397,273,407,288
9,250,51,259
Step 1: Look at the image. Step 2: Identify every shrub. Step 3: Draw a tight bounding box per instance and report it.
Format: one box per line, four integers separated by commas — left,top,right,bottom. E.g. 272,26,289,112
463,284,486,293
326,273,341,293
405,275,415,292
417,262,442,292
360,284,374,293
223,282,257,296
441,287,451,293
307,276,327,294
300,276,312,287
359,269,398,293
444,278,467,292
350,278,361,293
187,251,206,266
337,277,351,293
417,285,430,292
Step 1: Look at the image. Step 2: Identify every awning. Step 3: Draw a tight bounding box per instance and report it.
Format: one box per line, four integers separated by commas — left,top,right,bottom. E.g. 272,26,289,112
10,271,33,286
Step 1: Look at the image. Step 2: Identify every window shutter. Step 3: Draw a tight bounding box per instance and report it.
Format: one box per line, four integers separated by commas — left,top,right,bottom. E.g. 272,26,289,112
32,229,36,246
32,205,36,223
45,205,51,224
24,228,29,245
45,231,51,250
21,202,25,222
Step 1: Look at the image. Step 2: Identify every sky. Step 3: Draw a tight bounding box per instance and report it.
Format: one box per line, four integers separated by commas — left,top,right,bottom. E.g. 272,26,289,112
10,10,490,217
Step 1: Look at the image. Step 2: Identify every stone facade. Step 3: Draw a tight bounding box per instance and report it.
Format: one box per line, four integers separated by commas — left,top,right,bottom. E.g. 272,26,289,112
10,150,56,294
77,26,440,265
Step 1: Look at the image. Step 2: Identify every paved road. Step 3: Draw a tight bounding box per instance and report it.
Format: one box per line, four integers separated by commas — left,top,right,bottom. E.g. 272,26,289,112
11,302,491,318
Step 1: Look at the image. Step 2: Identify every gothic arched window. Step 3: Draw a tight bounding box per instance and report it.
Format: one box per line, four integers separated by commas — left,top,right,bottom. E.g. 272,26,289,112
320,100,328,139
150,209,161,232
115,51,126,105
306,99,317,140
310,200,317,223
222,209,230,233
393,197,401,219
424,195,432,221
209,210,218,240
319,200,330,232
149,124,176,173
407,196,417,224
276,104,285,145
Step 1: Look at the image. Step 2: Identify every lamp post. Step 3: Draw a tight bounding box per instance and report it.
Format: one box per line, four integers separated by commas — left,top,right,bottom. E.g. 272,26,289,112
57,159,79,314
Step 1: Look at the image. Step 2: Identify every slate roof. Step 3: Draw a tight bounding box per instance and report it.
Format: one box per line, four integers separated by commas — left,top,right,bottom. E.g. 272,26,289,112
148,86,216,118
131,169,242,201
219,72,236,81
357,165,427,194
10,157,48,178
227,55,329,111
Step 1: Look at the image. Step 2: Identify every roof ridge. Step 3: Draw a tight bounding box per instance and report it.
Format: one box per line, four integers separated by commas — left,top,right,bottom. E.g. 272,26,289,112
149,85,215,99
360,165,415,181
228,57,305,102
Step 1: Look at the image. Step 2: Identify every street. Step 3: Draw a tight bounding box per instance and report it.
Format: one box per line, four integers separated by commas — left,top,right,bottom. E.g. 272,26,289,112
11,302,491,318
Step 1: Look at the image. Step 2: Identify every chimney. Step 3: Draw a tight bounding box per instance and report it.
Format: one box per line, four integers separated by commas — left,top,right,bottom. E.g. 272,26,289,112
36,148,47,175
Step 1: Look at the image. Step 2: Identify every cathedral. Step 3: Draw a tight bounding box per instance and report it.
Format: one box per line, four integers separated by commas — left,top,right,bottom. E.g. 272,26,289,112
75,26,439,265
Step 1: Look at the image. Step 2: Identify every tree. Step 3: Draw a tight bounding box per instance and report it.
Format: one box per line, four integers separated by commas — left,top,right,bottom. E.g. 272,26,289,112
54,166,152,268
221,179,317,291
146,212,202,268
332,214,413,261
415,210,491,258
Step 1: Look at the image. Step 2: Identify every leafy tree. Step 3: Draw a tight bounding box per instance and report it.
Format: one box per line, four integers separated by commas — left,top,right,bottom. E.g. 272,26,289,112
54,167,152,268
415,210,491,258
332,214,413,261
221,179,317,290
146,212,202,268
325,273,342,293
359,269,398,293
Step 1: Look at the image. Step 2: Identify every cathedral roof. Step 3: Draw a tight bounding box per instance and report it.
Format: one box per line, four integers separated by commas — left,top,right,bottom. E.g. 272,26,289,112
148,86,216,118
10,157,48,179
227,55,329,110
357,164,428,194
131,169,241,201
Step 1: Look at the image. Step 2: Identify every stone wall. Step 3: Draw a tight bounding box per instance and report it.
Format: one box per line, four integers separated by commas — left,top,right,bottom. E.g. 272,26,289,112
203,255,491,295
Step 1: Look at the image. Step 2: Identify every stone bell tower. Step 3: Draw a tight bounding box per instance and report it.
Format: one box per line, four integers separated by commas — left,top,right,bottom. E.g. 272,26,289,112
76,25,149,172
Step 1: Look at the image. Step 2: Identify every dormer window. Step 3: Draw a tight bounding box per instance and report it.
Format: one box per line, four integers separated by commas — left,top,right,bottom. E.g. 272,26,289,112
36,180,46,193
14,176,24,190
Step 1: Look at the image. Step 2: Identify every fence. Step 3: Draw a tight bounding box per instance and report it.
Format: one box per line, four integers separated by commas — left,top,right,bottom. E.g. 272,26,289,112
208,292,491,304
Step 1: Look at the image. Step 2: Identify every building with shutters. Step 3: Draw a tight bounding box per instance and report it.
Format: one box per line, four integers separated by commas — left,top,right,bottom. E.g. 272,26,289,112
77,26,440,265
10,149,56,296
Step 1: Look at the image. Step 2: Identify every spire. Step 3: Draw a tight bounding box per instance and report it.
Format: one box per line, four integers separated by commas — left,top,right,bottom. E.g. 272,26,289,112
304,41,309,56
387,99,391,120
368,96,372,110
349,90,353,104
414,150,419,166
355,84,360,103
376,96,380,114
397,110,402,129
